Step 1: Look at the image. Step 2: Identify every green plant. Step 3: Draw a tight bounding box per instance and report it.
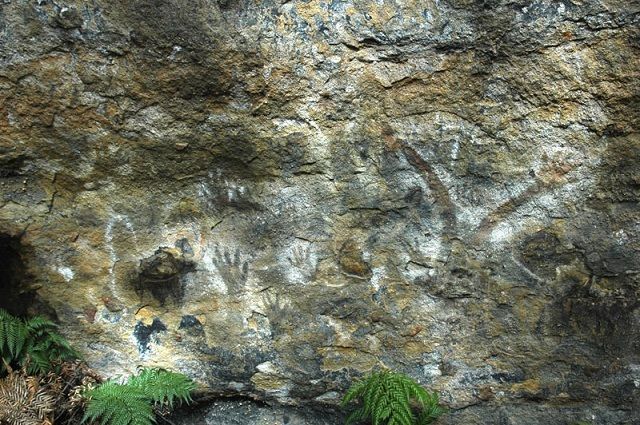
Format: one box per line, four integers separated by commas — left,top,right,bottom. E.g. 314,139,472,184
341,370,445,425
82,368,195,425
126,367,195,408
0,309,78,375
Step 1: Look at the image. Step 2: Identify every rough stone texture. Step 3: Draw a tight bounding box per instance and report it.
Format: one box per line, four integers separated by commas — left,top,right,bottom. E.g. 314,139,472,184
170,399,343,425
1,0,639,423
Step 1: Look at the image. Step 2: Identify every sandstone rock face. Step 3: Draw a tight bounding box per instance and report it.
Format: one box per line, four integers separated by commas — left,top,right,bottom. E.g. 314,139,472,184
1,0,639,423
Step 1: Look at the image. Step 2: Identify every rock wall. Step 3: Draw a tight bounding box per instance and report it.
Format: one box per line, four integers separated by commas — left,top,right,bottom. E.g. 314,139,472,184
1,0,639,423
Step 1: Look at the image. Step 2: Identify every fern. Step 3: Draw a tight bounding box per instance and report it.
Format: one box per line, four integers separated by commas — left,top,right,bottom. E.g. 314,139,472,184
416,392,445,425
341,370,445,425
127,368,195,408
83,381,154,425
82,368,195,425
0,309,78,376
0,310,27,374
0,310,28,363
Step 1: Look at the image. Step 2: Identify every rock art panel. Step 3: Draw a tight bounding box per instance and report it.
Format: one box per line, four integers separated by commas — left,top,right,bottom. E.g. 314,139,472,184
0,0,638,423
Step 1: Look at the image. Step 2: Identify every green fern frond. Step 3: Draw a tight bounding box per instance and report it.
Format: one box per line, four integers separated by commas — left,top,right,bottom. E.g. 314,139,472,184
83,381,155,425
341,370,445,425
128,367,195,408
24,350,51,376
83,368,195,425
0,309,79,376
345,407,367,425
5,317,27,359
0,309,9,351
24,316,57,333
401,375,427,402
341,378,367,406
417,403,446,425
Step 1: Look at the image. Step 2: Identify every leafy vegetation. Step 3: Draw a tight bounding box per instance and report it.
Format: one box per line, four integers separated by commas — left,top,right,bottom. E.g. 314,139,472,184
127,367,195,408
82,381,154,425
82,368,195,425
0,309,78,376
341,370,445,425
0,310,194,425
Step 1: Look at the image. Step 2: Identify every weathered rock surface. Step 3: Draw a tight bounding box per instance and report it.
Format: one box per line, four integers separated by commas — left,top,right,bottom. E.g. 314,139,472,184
171,398,343,425
1,0,639,423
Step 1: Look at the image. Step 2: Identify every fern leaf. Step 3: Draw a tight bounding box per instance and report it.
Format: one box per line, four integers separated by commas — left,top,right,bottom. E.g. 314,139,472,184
0,309,9,349
83,369,194,425
417,397,446,425
401,376,429,407
368,376,384,419
363,372,384,417
341,370,445,425
25,316,57,333
0,310,79,376
345,407,366,425
33,326,79,360
128,368,195,407
387,393,412,425
386,373,413,425
83,381,155,425
4,316,26,360
24,350,51,375
341,378,367,406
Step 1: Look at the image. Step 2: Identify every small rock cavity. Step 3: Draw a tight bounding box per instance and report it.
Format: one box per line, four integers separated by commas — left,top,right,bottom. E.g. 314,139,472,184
0,234,53,318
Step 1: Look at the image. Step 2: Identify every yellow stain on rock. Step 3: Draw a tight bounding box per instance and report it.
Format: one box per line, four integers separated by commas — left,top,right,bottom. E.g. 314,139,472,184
135,306,158,325
511,378,541,395
319,346,378,371
251,372,289,391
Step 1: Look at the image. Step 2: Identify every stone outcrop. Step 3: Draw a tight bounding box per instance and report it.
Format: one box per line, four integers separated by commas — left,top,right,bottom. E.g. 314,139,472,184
1,0,639,423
